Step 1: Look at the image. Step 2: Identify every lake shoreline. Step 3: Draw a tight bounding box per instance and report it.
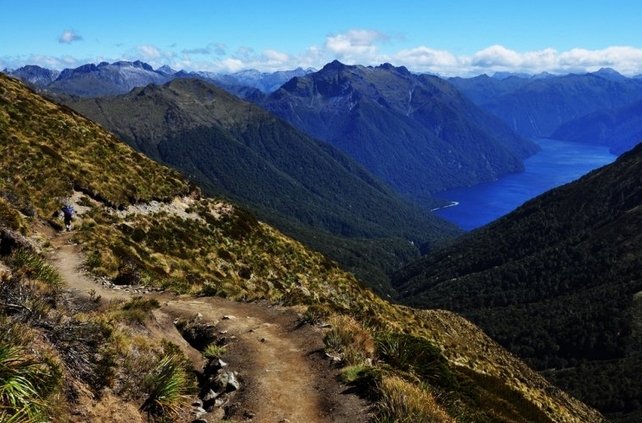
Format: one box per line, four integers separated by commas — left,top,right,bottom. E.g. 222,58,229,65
433,139,617,231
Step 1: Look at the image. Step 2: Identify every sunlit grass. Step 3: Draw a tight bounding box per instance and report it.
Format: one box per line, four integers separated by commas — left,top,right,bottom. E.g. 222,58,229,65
0,342,61,422
375,375,455,423
140,355,189,419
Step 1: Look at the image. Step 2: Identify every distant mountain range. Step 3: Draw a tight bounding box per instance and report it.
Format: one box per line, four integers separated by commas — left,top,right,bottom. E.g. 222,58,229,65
393,139,642,421
61,78,459,293
3,61,314,98
177,67,315,93
261,61,538,208
451,68,642,140
7,64,60,86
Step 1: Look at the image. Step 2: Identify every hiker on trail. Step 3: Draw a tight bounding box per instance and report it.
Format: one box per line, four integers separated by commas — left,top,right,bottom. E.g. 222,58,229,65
62,203,75,231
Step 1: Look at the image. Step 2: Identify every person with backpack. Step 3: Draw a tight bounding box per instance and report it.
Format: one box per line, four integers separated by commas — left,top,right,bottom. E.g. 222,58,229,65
61,203,75,231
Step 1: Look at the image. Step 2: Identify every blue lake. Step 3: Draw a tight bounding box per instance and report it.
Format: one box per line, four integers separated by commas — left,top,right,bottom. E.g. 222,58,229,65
433,139,617,231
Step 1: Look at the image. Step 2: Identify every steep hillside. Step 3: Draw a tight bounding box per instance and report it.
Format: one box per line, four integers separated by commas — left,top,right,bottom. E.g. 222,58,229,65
62,77,458,294
394,140,642,421
262,61,538,208
0,73,606,422
453,70,642,138
553,98,642,154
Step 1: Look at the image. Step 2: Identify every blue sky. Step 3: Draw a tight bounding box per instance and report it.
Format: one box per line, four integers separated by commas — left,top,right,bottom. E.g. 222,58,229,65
3,0,642,75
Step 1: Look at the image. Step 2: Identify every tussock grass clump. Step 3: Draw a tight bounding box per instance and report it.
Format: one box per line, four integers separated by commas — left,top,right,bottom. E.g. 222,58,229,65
324,315,375,366
376,332,456,390
0,342,62,422
140,354,190,420
203,344,227,360
375,375,455,423
10,249,61,287
119,297,161,324
0,198,26,233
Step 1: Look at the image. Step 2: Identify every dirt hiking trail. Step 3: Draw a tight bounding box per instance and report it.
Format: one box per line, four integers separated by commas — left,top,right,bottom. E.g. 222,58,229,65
47,231,371,423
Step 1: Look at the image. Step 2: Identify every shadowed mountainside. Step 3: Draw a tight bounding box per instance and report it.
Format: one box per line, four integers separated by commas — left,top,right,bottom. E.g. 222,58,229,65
451,69,642,140
261,61,538,209
553,97,642,155
394,139,642,422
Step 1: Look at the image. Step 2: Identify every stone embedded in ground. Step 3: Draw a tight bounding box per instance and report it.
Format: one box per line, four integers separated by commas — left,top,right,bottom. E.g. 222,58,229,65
202,389,219,402
215,370,240,392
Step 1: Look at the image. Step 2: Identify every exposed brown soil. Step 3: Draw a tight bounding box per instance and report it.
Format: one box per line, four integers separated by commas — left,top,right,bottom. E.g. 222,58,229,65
47,230,372,423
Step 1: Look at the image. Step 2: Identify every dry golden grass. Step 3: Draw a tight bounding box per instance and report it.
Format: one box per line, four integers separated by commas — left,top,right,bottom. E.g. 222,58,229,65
375,375,455,423
324,315,375,365
0,73,190,220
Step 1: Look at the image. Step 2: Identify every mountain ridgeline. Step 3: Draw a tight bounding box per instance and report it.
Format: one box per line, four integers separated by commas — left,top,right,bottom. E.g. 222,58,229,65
261,61,539,208
451,69,642,140
4,61,312,100
61,78,459,294
394,140,642,421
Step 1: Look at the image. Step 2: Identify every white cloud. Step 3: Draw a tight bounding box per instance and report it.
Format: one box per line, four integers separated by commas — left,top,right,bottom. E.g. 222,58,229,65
138,45,162,59
58,30,82,44
393,46,460,72
182,43,226,56
220,58,245,73
324,29,389,63
263,49,289,63
6,28,642,77
471,45,522,68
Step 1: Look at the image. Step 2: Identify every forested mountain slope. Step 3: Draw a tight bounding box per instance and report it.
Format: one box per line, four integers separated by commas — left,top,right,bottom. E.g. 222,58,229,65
262,61,538,209
395,139,642,421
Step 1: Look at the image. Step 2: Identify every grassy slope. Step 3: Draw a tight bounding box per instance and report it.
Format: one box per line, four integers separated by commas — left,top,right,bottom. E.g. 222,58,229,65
0,74,605,422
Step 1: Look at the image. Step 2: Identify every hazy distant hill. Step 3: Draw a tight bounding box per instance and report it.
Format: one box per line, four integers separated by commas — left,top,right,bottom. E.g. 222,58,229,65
262,61,538,209
553,98,642,154
5,62,313,100
452,68,642,139
62,78,459,293
178,67,315,93
4,64,60,87
44,61,171,97
394,139,642,421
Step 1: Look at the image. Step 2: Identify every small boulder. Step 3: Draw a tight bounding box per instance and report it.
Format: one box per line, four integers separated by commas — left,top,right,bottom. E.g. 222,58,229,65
215,371,240,392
